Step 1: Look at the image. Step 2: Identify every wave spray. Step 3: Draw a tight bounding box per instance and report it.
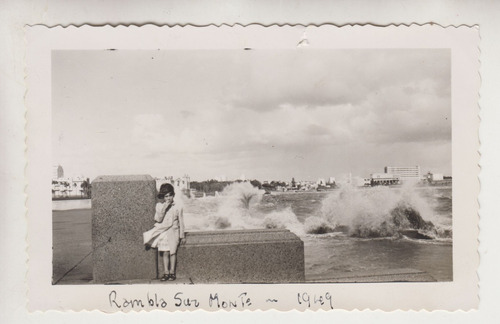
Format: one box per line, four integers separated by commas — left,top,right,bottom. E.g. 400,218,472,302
183,182,451,240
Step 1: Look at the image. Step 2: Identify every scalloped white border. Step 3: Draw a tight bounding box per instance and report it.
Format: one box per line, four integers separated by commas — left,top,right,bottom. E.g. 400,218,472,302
25,24,479,312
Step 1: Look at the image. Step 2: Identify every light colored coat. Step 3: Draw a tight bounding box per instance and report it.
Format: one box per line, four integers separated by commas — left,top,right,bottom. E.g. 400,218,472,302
143,201,185,254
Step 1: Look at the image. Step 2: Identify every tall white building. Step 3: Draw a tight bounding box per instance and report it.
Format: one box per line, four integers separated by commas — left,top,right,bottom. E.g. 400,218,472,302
52,165,64,179
384,166,421,182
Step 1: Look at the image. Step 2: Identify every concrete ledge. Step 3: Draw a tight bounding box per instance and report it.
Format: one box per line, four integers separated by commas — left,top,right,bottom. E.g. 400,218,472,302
92,175,157,283
175,229,305,283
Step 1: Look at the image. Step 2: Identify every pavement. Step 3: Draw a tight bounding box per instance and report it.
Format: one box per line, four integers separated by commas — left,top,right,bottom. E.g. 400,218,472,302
306,268,436,283
52,208,93,284
104,277,193,285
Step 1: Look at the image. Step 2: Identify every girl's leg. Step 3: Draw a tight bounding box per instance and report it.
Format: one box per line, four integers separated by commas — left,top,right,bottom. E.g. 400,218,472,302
163,251,171,275
159,252,168,281
170,253,177,276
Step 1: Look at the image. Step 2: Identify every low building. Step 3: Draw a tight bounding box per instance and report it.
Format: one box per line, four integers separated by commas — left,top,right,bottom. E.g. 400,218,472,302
52,176,88,198
424,172,446,182
423,172,451,186
370,173,400,186
430,173,444,181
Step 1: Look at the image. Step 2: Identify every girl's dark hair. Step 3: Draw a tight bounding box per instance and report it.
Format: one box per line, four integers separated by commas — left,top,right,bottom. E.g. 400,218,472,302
157,183,175,199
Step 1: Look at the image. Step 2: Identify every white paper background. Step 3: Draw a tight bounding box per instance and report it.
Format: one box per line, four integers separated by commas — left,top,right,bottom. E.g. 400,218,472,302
25,24,479,312
1,0,499,323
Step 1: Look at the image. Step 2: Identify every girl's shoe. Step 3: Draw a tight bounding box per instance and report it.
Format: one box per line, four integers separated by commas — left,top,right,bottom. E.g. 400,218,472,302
160,274,170,281
168,274,176,281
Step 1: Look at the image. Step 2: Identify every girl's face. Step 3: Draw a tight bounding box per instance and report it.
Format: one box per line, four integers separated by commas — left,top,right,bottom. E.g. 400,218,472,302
164,193,174,205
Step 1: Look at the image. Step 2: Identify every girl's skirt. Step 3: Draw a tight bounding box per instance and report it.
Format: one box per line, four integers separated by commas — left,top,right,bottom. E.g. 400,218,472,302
157,231,169,252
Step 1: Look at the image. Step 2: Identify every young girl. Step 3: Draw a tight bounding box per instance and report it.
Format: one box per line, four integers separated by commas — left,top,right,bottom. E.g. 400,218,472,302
143,183,185,281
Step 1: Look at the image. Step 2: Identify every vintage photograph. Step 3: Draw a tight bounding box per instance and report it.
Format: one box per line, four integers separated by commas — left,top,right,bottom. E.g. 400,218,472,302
25,25,479,311
6,0,500,322
51,48,453,285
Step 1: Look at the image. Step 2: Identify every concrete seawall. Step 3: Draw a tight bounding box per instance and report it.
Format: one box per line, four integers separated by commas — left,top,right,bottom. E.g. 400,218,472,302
173,229,305,284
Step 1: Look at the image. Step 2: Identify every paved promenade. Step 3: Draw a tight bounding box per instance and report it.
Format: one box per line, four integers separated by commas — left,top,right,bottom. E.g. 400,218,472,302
52,208,93,284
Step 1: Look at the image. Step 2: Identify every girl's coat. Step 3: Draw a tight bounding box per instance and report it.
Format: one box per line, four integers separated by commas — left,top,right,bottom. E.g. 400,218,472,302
143,201,185,254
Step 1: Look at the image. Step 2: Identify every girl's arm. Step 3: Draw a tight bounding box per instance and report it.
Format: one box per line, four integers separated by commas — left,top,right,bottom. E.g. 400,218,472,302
154,203,167,223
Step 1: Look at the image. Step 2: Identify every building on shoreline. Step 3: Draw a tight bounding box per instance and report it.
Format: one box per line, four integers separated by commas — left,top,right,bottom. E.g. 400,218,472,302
368,165,421,186
52,165,64,179
52,176,89,198
423,172,452,186
51,164,92,199
384,166,421,183
370,173,400,186
368,166,451,187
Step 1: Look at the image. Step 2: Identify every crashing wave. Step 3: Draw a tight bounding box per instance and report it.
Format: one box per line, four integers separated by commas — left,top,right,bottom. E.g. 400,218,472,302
184,183,450,240
318,187,448,239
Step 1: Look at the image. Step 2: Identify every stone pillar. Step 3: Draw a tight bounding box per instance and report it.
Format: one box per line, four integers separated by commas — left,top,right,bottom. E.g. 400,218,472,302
91,175,157,283
174,229,305,283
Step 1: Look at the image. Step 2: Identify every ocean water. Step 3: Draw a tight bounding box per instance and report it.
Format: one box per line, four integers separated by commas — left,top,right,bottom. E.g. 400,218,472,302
180,183,453,281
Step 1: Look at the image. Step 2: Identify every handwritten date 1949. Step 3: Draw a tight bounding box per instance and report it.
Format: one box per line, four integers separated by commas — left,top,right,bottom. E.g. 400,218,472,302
297,292,333,309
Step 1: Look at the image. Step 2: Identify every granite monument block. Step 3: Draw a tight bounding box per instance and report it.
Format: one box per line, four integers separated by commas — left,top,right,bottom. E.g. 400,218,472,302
174,229,305,283
92,175,157,283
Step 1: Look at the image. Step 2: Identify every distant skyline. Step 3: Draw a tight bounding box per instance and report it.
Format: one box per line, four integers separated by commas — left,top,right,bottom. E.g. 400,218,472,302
52,49,451,181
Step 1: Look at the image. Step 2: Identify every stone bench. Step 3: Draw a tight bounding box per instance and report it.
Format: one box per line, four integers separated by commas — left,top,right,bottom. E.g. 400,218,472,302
173,229,305,284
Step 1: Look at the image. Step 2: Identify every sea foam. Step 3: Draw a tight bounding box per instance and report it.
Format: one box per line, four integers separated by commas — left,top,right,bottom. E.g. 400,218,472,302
182,182,451,240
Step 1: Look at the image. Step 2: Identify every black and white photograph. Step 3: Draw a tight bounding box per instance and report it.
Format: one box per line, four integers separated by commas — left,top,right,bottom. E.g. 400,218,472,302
51,48,453,285
25,25,479,312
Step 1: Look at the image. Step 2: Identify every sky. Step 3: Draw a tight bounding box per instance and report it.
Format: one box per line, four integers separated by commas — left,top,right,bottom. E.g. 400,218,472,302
52,49,451,182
